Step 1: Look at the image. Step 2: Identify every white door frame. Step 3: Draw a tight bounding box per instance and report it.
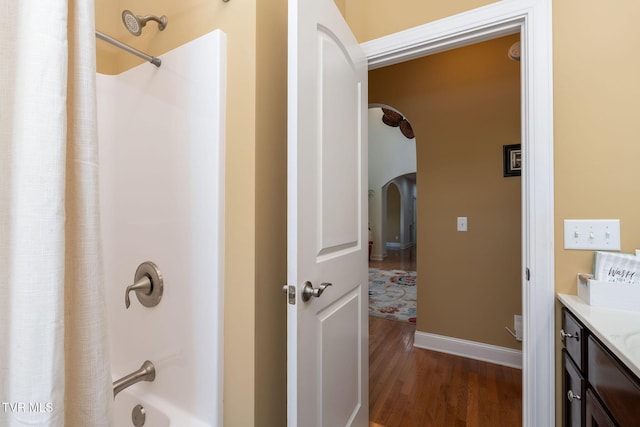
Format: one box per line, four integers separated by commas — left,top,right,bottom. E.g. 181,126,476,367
361,1,555,426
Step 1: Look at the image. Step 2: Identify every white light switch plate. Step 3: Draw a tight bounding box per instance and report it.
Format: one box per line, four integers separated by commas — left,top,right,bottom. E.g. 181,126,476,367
457,217,467,232
563,219,621,250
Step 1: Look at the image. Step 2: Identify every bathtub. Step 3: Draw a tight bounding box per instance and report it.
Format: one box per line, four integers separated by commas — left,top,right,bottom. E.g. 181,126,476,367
114,390,212,427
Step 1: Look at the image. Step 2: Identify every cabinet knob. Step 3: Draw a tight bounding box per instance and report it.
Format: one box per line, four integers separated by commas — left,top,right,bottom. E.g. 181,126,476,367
566,390,581,402
560,329,579,341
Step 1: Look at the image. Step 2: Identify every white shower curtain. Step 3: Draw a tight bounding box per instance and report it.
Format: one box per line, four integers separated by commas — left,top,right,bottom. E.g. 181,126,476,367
0,1,112,426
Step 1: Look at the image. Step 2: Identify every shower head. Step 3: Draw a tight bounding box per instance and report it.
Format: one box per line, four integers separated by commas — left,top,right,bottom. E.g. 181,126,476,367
122,10,168,36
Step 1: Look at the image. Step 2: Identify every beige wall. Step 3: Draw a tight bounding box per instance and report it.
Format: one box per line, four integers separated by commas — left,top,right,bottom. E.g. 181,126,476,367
333,0,346,17
344,0,497,42
553,2,640,424
346,0,640,316
95,0,286,425
96,0,640,424
553,1,640,294
352,0,640,423
370,34,522,350
255,0,288,425
94,1,119,74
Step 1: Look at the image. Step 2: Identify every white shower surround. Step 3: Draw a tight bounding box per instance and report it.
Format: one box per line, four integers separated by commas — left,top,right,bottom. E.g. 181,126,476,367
97,30,226,426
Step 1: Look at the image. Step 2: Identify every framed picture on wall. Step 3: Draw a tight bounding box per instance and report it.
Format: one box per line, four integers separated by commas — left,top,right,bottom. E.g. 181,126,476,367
503,144,521,177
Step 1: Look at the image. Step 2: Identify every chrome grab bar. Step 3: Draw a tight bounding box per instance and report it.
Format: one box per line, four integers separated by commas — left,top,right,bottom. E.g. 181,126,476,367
113,360,156,398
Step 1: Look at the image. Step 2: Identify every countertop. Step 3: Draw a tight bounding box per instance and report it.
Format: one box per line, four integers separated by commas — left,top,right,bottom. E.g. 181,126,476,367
557,293,640,379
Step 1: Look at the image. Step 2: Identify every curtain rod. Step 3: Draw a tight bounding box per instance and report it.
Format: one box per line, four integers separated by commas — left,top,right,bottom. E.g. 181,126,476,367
95,31,161,67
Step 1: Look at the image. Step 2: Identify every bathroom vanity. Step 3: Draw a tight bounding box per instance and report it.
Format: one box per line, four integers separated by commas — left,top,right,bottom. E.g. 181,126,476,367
557,294,640,427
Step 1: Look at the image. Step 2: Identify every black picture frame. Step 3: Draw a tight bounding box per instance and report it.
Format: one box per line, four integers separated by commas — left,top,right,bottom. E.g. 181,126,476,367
503,144,521,177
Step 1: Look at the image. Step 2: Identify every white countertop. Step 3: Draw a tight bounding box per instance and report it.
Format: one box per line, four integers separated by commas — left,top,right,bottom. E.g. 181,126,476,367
557,294,640,379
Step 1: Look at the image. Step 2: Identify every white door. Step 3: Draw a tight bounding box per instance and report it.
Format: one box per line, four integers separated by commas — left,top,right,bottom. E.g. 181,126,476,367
287,0,368,425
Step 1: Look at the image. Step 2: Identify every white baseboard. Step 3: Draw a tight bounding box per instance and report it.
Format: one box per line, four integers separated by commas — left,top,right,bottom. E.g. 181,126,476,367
414,330,522,369
370,254,384,261
386,242,401,249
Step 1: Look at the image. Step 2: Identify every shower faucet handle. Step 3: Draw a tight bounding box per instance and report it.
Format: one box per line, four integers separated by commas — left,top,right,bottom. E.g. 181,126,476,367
125,261,164,309
125,276,152,309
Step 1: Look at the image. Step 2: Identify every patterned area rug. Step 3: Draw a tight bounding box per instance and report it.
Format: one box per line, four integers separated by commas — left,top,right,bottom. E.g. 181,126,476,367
368,268,416,324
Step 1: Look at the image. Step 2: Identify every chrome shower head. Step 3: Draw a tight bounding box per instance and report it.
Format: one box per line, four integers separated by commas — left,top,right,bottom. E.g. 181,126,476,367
122,10,168,36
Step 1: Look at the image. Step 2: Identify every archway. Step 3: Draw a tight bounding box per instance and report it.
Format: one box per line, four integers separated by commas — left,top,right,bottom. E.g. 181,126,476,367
368,106,416,262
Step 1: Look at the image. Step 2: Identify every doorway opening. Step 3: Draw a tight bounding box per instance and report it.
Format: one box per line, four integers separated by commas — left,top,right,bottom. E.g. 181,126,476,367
382,175,416,257
368,105,418,325
368,105,417,261
367,33,523,425
361,2,555,425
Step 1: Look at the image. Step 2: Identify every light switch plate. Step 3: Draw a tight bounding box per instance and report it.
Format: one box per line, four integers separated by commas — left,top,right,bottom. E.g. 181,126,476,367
457,217,467,232
563,219,621,250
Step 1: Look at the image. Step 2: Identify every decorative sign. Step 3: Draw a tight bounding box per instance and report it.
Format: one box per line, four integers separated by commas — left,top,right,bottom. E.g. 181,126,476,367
593,251,640,285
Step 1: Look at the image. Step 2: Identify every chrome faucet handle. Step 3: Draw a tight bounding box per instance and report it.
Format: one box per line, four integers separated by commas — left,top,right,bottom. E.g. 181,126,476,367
124,261,164,309
125,276,152,309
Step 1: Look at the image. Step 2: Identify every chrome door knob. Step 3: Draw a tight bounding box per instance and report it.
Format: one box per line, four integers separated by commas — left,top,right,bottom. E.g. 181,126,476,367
301,281,332,302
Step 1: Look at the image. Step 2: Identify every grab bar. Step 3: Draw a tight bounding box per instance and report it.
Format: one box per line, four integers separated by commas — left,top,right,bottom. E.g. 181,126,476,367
113,360,156,398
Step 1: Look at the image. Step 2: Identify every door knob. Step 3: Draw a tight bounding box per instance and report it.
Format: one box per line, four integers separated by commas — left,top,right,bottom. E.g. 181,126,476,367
301,281,332,302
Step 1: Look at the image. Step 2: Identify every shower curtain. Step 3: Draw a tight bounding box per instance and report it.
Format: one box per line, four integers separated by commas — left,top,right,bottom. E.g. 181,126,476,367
0,1,112,426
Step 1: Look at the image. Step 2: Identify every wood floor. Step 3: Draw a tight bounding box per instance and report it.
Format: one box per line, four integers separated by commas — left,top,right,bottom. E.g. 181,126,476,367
369,247,417,271
369,317,522,427
368,248,522,427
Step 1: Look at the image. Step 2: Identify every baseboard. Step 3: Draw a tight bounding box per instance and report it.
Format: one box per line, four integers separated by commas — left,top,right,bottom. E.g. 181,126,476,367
414,330,522,369
370,255,384,261
386,242,401,249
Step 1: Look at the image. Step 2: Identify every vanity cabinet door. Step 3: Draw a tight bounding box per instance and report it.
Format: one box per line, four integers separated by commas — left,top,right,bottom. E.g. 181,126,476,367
563,350,586,427
585,389,615,427
588,336,640,427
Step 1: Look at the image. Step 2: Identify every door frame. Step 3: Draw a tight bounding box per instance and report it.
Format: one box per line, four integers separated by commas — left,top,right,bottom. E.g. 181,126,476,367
361,1,555,426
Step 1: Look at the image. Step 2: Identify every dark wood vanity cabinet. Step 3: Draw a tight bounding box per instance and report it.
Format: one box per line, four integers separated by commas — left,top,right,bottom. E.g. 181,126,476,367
562,307,640,427
562,307,587,427
587,335,640,426
562,350,586,427
585,389,615,427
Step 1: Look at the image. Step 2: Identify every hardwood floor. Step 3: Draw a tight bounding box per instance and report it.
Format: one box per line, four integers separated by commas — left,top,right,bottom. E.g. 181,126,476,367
368,248,521,426
370,247,416,271
368,316,522,427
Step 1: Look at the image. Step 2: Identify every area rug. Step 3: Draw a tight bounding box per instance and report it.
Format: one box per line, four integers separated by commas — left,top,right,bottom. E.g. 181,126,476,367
368,268,416,324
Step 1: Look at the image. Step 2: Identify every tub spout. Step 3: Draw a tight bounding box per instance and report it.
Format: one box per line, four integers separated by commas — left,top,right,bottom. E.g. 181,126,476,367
113,360,156,398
